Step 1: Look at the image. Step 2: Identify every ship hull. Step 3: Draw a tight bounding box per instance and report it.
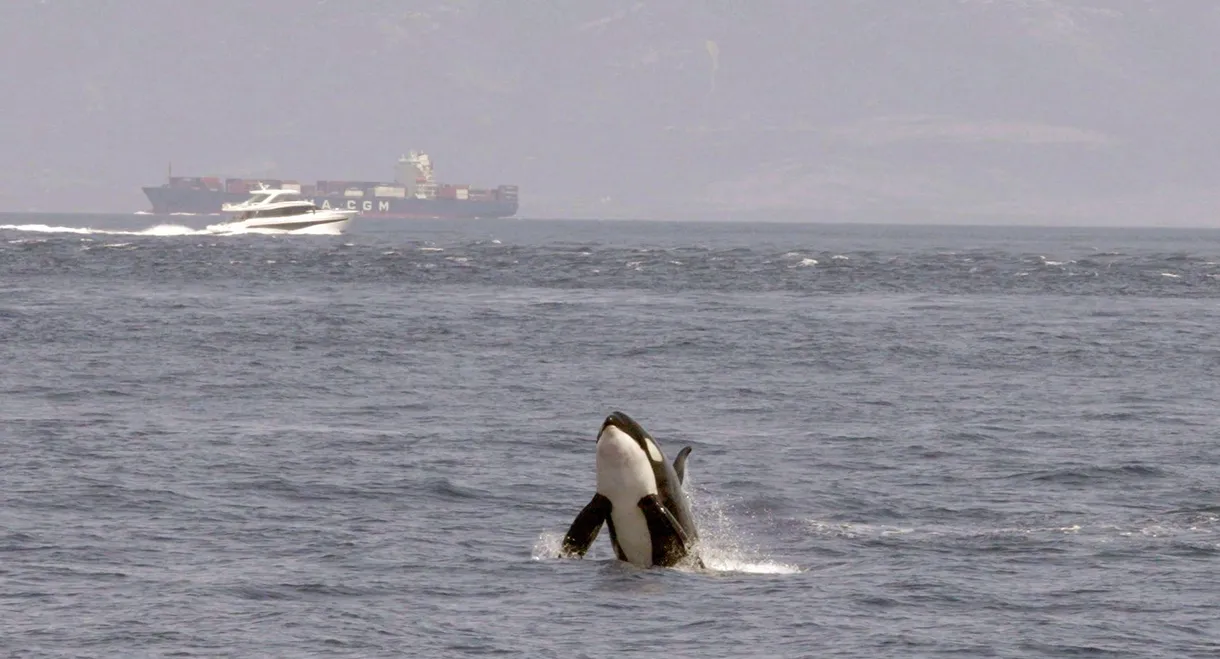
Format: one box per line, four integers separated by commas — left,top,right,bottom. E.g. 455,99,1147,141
142,186,518,220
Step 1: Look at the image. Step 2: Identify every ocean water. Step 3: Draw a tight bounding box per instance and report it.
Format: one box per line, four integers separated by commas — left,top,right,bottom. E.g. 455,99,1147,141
2,213,1218,658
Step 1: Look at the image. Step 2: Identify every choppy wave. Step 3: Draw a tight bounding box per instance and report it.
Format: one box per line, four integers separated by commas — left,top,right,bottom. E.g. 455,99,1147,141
4,218,1218,657
6,222,1216,295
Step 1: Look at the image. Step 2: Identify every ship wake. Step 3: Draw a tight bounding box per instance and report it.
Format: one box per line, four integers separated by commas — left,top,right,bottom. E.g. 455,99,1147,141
0,223,341,237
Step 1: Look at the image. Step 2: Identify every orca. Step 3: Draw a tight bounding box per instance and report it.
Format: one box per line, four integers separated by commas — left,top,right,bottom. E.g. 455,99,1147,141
561,411,703,568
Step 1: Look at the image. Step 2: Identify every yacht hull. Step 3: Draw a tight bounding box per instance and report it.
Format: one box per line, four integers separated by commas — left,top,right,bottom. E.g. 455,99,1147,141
205,215,353,234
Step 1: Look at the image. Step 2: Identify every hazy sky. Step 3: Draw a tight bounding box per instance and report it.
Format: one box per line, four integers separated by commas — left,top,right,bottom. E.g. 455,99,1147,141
2,0,1218,225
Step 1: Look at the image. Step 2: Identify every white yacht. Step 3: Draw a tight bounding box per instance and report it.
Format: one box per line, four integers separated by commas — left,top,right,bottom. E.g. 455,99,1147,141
206,188,357,234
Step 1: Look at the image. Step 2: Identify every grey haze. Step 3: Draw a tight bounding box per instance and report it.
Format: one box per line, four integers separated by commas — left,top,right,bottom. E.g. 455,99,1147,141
2,0,1217,225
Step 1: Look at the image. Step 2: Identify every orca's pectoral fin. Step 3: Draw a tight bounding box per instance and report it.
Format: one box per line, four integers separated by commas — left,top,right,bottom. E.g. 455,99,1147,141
638,494,693,567
561,493,611,558
673,446,692,484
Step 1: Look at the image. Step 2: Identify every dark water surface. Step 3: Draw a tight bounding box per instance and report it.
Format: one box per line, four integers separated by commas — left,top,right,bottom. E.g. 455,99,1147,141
2,214,1218,657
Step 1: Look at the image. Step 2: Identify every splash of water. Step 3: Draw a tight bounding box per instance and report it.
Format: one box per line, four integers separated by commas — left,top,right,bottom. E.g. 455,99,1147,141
531,531,567,562
685,486,802,575
532,489,802,575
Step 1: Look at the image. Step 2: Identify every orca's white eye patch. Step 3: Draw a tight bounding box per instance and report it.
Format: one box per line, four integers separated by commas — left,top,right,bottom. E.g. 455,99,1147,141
643,438,663,463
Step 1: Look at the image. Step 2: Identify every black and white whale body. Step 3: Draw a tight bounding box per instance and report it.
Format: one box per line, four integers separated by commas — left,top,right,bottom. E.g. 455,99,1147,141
561,411,702,568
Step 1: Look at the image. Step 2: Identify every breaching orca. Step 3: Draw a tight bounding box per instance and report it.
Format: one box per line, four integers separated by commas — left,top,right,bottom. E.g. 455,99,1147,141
561,411,703,568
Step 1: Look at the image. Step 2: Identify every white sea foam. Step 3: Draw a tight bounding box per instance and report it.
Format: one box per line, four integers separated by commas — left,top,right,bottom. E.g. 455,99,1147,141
141,224,199,236
1,224,98,234
1,222,341,237
803,514,1217,544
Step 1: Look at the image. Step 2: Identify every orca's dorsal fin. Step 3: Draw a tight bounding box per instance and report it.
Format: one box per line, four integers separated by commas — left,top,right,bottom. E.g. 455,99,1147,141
673,446,693,484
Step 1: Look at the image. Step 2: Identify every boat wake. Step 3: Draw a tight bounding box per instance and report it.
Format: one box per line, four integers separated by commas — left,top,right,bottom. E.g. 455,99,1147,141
0,222,344,237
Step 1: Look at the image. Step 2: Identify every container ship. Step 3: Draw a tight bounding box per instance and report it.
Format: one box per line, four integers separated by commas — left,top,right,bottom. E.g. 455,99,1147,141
141,151,518,219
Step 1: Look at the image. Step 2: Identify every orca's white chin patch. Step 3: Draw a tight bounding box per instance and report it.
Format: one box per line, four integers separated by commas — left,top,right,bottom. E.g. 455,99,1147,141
596,426,658,504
